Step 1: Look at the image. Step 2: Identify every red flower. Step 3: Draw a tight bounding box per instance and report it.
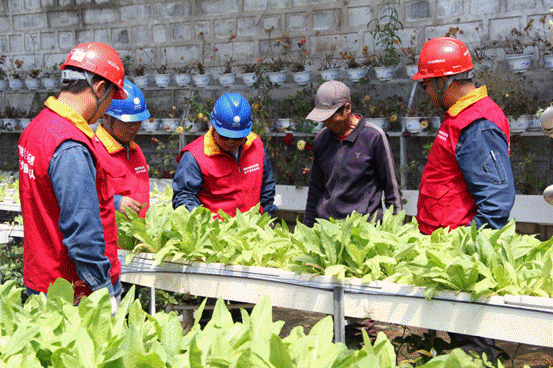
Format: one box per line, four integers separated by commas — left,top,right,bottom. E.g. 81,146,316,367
151,137,160,145
283,133,294,146
300,37,306,44
401,130,411,138
305,142,312,151
257,57,262,63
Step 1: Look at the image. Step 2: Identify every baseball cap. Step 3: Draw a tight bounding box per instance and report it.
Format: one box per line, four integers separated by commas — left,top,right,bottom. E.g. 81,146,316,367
306,80,351,121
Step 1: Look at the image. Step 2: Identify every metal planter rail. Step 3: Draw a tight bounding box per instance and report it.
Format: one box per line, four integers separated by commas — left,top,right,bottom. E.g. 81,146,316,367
119,250,553,347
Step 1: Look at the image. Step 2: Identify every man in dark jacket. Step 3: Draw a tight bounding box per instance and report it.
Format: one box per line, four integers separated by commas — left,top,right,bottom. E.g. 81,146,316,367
303,80,402,227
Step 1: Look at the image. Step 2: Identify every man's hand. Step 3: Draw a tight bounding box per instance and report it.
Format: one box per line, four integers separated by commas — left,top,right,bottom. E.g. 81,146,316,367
119,196,142,215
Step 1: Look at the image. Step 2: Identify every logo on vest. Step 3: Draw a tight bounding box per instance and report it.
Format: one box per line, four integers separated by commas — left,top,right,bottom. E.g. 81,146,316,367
18,144,36,179
135,165,147,174
437,130,448,141
243,163,260,174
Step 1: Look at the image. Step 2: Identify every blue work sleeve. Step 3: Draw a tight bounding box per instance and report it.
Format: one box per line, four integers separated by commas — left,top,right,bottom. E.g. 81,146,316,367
48,140,114,295
113,194,122,212
172,151,203,211
456,119,515,229
260,146,278,216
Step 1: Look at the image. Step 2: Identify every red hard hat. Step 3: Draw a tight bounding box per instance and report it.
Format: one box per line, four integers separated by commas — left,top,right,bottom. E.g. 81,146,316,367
61,42,126,99
412,37,474,81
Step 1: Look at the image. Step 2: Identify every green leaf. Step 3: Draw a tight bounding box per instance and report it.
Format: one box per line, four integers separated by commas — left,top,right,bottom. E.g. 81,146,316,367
47,278,74,304
75,326,96,368
269,334,294,368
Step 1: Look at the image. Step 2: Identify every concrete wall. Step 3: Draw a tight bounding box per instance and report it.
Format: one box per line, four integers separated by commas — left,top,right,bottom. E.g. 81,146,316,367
1,0,553,75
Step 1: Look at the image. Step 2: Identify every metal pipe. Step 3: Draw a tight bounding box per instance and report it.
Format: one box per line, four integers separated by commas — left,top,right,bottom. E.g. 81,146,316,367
333,286,345,344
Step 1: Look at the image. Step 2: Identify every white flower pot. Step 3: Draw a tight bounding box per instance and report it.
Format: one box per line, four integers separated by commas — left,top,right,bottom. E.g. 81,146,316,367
174,73,192,86
274,118,294,132
8,78,24,90
24,78,41,90
19,118,31,129
240,72,257,86
141,119,158,132
311,120,325,133
160,118,179,131
373,66,395,81
241,72,257,86
218,73,236,86
192,73,211,87
154,73,172,88
528,116,542,131
402,117,424,134
431,116,442,130
292,70,312,86
346,67,366,82
367,117,390,131
508,114,531,133
133,75,150,88
0,79,8,91
42,77,59,90
184,119,204,133
506,53,532,73
319,68,339,81
268,70,287,85
544,54,553,71
3,118,18,130
405,64,418,78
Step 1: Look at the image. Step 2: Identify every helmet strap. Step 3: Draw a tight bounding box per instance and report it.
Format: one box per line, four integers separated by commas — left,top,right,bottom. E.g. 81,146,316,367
84,70,115,123
431,76,455,109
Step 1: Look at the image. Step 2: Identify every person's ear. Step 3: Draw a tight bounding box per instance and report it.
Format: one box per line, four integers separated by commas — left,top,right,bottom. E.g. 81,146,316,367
92,80,106,98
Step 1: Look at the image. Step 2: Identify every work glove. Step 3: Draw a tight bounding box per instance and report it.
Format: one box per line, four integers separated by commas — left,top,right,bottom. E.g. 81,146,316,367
540,105,553,137
110,295,121,317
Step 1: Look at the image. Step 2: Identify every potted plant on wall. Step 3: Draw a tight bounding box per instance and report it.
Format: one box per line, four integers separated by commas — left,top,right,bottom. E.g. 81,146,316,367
339,46,370,83
318,37,341,81
132,49,151,88
40,60,61,90
288,37,312,86
218,34,237,87
401,34,419,78
262,27,289,86
8,58,24,90
526,13,553,70
152,48,172,88
192,31,213,87
173,59,192,87
361,94,406,131
475,66,534,132
501,26,532,73
366,4,403,82
239,58,261,86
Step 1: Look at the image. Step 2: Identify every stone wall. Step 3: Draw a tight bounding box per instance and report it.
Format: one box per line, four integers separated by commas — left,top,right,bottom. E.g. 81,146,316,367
0,0,552,75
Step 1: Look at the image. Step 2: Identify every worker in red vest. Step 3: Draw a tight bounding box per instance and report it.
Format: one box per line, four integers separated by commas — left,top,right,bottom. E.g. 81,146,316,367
95,79,151,219
413,37,515,360
173,93,277,217
18,42,126,314
413,37,515,235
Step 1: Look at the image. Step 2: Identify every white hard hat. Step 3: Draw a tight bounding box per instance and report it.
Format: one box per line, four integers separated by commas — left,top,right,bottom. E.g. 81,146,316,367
540,105,553,137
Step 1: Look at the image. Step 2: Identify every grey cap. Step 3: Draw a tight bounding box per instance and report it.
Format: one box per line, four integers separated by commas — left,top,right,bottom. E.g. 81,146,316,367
306,80,351,121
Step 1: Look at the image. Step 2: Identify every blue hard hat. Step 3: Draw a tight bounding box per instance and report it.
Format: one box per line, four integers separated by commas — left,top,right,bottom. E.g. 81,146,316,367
105,78,150,122
210,93,252,138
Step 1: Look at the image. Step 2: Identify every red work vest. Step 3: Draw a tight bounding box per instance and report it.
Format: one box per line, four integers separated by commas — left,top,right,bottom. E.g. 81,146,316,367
177,130,265,217
417,96,510,234
18,107,121,295
94,124,150,218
